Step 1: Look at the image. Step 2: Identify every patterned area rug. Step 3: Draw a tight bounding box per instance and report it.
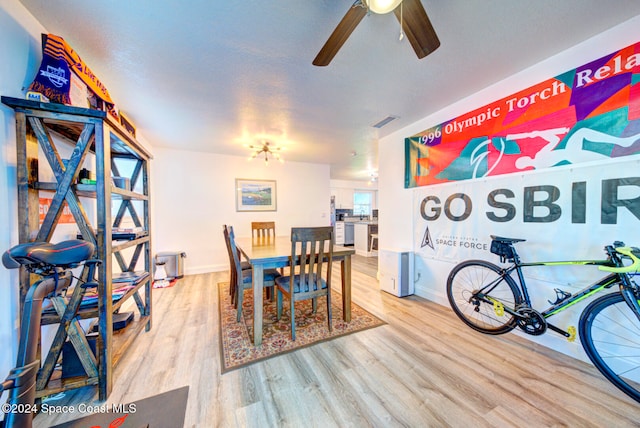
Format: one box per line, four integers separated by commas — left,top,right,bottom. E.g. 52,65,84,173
218,282,386,372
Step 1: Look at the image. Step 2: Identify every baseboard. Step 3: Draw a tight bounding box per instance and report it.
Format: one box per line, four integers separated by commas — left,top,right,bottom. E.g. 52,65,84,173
184,264,227,276
416,286,447,306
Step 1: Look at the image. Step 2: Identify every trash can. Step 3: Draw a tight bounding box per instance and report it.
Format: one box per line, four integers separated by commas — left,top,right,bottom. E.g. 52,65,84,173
154,251,187,279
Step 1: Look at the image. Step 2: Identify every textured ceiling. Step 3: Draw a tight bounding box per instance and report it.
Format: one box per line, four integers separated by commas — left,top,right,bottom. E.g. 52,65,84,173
17,0,640,180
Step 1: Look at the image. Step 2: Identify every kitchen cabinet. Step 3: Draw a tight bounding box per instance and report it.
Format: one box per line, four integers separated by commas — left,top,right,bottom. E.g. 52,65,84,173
2,96,152,401
331,187,354,209
334,221,345,245
354,222,378,257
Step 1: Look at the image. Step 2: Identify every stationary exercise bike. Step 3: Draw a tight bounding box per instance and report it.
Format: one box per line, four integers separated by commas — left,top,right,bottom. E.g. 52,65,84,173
0,240,97,428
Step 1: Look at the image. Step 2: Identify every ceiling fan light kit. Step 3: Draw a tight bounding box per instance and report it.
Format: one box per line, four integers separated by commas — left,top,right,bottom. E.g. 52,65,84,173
313,0,440,66
366,0,403,14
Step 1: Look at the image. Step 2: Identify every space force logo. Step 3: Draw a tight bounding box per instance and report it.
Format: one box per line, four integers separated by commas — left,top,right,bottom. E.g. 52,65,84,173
421,226,488,253
421,227,434,250
40,65,69,88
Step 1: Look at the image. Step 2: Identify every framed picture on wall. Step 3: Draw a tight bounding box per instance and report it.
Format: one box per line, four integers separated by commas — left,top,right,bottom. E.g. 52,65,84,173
235,179,277,212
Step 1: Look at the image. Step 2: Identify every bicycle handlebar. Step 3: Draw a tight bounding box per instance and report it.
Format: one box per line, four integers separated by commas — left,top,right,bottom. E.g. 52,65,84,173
599,246,640,273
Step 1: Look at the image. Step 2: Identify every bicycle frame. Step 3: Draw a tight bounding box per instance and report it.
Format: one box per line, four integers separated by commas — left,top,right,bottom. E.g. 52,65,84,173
489,250,636,337
512,260,615,309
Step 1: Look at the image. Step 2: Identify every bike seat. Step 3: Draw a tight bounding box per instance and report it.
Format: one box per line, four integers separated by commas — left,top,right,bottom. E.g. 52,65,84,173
490,235,526,244
2,240,95,270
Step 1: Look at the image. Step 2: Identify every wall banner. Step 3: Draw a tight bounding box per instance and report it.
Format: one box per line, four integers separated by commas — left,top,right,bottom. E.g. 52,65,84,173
413,158,640,265
405,41,640,188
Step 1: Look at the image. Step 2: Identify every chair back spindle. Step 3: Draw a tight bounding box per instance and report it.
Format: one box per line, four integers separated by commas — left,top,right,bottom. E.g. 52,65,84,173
251,221,276,239
292,228,332,293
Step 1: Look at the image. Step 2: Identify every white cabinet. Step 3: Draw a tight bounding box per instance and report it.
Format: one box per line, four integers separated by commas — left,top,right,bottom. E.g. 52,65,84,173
340,188,354,209
334,222,345,245
331,188,354,209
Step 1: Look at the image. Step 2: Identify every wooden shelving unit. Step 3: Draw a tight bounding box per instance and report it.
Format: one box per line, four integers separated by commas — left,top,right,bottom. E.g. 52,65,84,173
2,96,153,401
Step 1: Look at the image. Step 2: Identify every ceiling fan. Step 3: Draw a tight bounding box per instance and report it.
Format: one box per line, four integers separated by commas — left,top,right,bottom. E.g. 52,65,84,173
313,0,440,66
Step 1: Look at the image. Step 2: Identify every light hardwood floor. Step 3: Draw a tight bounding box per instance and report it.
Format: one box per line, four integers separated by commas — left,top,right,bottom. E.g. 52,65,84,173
33,255,639,427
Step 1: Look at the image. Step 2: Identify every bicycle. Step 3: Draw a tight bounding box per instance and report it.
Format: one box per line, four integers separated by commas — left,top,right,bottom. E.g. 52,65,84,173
1,240,97,428
446,235,640,403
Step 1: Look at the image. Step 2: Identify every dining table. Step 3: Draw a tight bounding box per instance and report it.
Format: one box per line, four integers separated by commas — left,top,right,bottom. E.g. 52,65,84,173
235,235,356,346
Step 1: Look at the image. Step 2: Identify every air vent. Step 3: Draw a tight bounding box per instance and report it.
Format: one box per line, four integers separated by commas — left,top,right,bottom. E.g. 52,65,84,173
372,115,399,129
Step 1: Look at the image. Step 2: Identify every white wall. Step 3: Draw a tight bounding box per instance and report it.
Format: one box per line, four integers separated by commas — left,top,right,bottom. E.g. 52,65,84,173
330,179,378,190
379,15,640,360
151,147,331,274
0,0,47,398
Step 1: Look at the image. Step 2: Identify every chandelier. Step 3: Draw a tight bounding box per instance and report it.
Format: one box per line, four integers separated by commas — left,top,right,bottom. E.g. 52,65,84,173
248,142,283,165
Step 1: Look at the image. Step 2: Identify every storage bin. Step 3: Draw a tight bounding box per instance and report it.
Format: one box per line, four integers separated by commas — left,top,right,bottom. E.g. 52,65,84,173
155,251,187,279
62,333,98,378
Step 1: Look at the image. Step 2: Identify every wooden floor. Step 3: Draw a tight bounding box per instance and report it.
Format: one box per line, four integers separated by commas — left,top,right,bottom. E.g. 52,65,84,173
33,255,639,427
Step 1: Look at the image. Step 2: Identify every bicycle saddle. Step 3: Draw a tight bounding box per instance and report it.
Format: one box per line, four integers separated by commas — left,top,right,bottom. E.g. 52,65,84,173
2,240,95,269
490,235,526,244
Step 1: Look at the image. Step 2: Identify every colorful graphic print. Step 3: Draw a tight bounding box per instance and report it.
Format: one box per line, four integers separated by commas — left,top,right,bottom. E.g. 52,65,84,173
405,42,640,188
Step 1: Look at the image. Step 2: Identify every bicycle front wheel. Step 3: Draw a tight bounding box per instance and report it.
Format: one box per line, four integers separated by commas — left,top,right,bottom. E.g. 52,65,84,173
446,260,522,335
579,291,640,403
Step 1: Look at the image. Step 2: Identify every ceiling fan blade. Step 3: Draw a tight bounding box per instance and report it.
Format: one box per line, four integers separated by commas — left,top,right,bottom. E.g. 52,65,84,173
313,2,368,66
394,0,440,59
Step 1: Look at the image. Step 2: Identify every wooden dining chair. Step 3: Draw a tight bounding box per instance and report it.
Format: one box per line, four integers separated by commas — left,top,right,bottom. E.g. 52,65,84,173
251,221,283,275
223,225,252,304
275,226,334,340
251,221,276,239
227,225,280,322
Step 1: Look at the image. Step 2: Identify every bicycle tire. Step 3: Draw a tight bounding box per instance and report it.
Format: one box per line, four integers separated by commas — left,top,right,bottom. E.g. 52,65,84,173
446,259,522,335
579,291,640,403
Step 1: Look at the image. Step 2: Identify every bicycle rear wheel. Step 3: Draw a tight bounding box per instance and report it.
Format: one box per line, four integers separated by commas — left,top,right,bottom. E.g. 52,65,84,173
446,260,522,334
579,291,640,403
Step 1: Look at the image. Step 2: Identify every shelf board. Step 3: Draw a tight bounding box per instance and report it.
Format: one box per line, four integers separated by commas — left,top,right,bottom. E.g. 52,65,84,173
2,95,106,118
35,182,148,200
112,235,150,251
36,374,99,399
41,275,150,325
1,96,152,160
111,186,148,200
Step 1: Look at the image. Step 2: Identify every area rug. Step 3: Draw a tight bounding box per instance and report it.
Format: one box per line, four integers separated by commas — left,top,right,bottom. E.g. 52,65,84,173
153,278,179,289
218,282,386,372
50,386,189,427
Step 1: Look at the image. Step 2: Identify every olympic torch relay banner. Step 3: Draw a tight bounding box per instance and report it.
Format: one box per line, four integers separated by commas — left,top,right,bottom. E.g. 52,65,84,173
405,41,640,188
